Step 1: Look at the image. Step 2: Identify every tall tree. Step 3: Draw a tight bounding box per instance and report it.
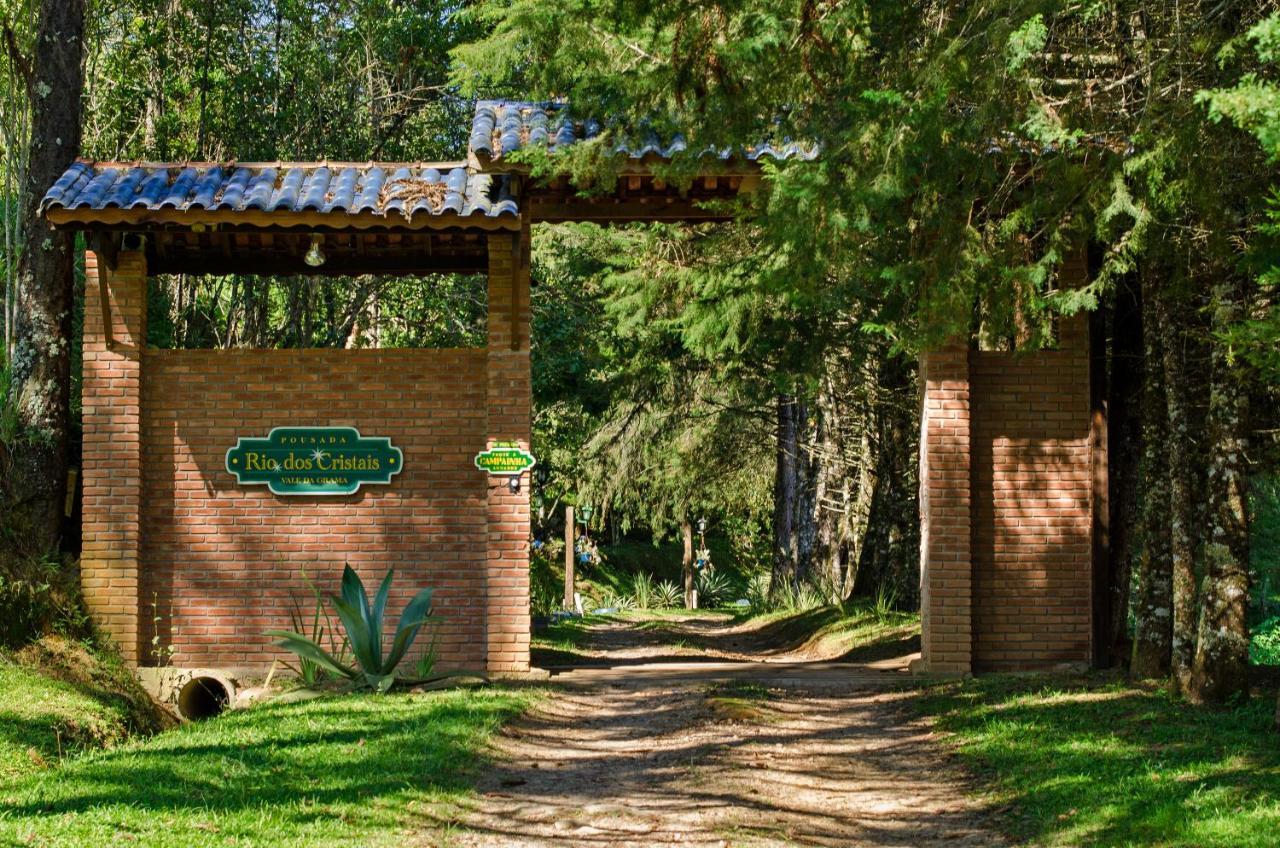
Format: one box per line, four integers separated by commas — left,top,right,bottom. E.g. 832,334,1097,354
2,0,83,560
1130,308,1172,679
1189,277,1253,702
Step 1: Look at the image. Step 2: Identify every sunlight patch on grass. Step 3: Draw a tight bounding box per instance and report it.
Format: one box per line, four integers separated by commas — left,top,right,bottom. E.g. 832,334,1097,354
0,687,538,847
921,675,1280,847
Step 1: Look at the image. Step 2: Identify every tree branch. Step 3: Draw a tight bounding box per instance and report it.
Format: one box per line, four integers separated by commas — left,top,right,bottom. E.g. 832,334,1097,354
1,21,32,92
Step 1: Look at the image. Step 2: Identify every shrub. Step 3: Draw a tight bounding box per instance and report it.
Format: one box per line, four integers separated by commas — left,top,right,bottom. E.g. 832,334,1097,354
269,565,435,692
696,570,733,607
1250,616,1280,666
595,592,636,612
631,572,655,609
529,541,563,616
0,556,90,650
655,580,683,609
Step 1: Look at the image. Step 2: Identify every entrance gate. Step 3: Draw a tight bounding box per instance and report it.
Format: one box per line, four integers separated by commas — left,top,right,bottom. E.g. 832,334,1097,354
41,101,1102,675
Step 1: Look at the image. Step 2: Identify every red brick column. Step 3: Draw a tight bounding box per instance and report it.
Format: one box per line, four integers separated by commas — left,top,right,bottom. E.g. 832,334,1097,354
484,231,531,672
81,249,147,663
917,342,972,674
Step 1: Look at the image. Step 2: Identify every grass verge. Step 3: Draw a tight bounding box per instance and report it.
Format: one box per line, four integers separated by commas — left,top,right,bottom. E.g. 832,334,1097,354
532,599,919,665
0,637,171,782
0,687,538,847
729,601,919,661
920,674,1280,847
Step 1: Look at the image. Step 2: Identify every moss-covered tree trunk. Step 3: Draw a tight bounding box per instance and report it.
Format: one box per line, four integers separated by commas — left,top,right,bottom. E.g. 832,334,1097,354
1156,287,1198,694
1131,289,1172,679
3,0,84,563
1188,278,1252,703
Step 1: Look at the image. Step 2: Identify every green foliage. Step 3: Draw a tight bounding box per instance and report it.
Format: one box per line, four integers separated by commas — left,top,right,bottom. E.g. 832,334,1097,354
872,583,901,620
922,676,1280,846
529,543,563,616
1202,15,1280,157
594,591,636,612
268,565,433,692
0,556,90,649
280,574,349,687
695,570,733,607
0,687,535,847
654,580,683,609
1253,475,1280,622
414,626,441,680
630,571,655,610
1250,616,1280,665
0,357,18,449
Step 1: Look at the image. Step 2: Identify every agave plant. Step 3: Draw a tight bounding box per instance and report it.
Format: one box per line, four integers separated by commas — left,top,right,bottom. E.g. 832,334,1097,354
696,569,733,607
655,580,683,609
269,565,433,692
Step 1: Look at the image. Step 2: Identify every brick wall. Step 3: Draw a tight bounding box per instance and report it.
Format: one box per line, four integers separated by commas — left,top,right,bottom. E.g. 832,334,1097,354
139,347,490,670
83,244,532,673
82,250,147,661
917,343,973,674
918,311,1098,673
484,231,532,673
969,315,1093,670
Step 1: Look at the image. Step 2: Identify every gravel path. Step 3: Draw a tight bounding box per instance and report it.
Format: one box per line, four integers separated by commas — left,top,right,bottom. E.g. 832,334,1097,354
429,677,1008,847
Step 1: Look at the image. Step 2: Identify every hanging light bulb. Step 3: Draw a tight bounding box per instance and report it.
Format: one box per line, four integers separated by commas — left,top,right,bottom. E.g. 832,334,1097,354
304,234,326,267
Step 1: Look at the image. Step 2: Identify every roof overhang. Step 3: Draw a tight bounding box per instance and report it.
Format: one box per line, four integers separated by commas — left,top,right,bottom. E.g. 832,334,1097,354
40,101,816,275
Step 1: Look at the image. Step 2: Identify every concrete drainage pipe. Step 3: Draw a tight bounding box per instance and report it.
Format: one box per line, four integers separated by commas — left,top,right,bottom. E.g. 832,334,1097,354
176,676,232,720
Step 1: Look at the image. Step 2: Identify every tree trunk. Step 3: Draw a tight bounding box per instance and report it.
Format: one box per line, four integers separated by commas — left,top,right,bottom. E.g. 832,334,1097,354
1130,294,1172,679
1106,273,1143,664
3,0,85,563
771,393,817,597
811,373,844,599
1155,287,1198,694
854,355,920,608
1188,278,1252,704
681,519,695,608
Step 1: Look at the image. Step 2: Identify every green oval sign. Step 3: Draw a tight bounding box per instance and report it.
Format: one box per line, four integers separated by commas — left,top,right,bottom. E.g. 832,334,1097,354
474,441,536,476
226,427,403,496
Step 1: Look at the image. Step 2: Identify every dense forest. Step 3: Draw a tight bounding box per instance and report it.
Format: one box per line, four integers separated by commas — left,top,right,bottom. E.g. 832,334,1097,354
1,0,1279,706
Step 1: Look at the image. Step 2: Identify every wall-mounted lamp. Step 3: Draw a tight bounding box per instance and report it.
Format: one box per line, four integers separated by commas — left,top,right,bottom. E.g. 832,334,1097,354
304,234,326,267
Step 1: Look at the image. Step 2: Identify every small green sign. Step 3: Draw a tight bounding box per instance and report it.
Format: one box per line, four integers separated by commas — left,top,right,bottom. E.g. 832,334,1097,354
474,441,536,476
226,427,403,496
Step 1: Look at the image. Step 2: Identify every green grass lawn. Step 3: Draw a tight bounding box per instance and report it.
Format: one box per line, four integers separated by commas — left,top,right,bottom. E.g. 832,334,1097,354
921,675,1280,847
0,687,537,847
0,659,137,782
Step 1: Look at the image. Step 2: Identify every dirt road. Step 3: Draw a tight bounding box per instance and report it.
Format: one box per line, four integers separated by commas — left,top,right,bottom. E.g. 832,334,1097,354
431,678,1006,847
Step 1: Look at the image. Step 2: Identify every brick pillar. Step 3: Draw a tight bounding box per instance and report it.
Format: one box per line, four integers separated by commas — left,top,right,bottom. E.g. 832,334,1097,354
916,342,972,674
81,249,147,663
484,230,531,673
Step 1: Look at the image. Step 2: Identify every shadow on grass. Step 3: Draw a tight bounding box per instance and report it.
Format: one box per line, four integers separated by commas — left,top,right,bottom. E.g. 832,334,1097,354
921,675,1280,847
0,689,532,846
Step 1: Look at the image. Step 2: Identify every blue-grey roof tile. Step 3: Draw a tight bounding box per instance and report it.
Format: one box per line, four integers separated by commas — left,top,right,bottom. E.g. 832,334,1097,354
470,100,818,164
40,161,519,223
188,167,223,208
